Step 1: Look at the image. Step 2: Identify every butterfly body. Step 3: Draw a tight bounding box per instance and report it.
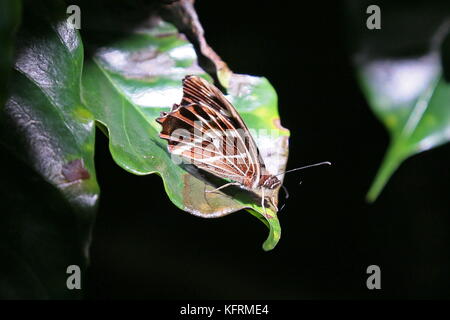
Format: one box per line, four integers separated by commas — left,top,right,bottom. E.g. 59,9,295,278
156,75,281,212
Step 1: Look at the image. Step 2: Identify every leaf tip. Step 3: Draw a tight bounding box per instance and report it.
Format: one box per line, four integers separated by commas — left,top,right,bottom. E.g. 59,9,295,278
365,188,379,203
262,230,280,251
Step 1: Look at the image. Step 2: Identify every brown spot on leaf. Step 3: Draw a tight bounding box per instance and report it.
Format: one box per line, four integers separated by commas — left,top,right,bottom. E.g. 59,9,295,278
62,159,90,182
263,213,273,220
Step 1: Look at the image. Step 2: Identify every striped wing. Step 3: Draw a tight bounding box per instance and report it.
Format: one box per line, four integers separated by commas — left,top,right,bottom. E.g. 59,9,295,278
156,75,266,188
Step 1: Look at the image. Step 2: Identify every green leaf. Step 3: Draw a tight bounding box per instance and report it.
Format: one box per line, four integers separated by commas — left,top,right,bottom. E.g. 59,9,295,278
81,20,289,250
346,1,450,201
0,2,99,298
358,53,450,201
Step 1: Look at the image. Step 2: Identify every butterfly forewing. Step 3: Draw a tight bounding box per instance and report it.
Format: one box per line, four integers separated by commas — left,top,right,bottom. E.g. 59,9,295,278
156,75,273,190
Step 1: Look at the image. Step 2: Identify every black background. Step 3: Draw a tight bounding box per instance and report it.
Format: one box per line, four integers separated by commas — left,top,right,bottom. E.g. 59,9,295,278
85,1,450,299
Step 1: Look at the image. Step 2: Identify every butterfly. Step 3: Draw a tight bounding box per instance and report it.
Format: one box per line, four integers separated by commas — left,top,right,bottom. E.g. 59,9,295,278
156,75,283,214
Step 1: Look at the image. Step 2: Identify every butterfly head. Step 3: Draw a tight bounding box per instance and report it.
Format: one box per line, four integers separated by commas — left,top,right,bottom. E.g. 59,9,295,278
262,175,281,190
259,175,282,212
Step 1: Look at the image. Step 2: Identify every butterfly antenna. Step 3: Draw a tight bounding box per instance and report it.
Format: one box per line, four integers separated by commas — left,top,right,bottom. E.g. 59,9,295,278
276,161,331,176
281,184,289,199
277,162,329,213
277,185,289,214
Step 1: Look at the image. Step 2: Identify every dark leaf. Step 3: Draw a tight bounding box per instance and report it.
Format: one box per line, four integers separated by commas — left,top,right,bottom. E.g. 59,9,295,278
0,1,99,298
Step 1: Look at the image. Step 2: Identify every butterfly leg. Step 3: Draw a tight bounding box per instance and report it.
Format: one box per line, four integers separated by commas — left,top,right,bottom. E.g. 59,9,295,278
205,182,241,194
268,195,279,213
